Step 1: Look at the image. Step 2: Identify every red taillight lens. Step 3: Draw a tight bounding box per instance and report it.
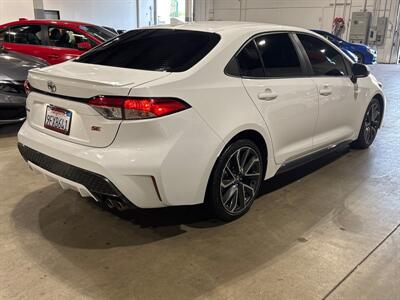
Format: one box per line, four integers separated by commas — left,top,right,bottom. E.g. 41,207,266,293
88,96,190,120
24,80,32,96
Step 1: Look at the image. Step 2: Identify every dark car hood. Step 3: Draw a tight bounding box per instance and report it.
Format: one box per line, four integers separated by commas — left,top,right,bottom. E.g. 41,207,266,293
0,50,48,82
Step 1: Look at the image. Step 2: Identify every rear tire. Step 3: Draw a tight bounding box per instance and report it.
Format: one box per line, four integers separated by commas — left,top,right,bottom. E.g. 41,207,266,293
206,139,264,221
351,98,382,149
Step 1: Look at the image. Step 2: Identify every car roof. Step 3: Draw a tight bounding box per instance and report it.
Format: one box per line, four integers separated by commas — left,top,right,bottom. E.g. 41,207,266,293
151,21,314,36
312,29,334,36
0,19,95,28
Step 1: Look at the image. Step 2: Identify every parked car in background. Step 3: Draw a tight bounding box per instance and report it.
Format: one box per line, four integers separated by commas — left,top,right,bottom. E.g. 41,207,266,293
103,26,119,35
0,19,117,65
312,29,377,64
102,26,126,35
18,23,385,221
341,48,359,63
0,49,47,124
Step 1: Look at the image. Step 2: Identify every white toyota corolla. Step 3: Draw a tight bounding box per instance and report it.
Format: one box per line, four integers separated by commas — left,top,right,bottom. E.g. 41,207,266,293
18,22,385,220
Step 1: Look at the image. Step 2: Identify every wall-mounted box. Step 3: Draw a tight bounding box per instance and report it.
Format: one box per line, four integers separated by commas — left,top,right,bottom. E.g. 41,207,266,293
376,17,388,45
349,12,372,44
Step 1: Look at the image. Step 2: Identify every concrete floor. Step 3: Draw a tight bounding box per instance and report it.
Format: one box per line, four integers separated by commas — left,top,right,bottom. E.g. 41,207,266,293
0,64,399,300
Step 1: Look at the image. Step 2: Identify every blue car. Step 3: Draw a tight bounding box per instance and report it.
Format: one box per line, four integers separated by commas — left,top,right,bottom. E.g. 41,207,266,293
312,30,377,64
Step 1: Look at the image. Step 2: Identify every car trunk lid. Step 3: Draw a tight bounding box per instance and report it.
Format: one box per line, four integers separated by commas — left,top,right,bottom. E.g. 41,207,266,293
26,62,170,147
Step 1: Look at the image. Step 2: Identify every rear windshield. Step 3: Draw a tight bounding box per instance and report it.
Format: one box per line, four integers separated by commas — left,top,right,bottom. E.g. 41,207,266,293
79,25,117,42
76,29,221,72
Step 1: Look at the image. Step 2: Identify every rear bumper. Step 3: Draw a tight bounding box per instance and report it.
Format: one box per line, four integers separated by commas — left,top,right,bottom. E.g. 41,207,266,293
17,108,222,208
18,143,136,209
18,124,164,208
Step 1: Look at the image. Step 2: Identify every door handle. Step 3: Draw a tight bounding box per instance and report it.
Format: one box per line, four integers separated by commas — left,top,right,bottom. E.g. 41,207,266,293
319,85,332,96
48,54,60,59
258,89,278,101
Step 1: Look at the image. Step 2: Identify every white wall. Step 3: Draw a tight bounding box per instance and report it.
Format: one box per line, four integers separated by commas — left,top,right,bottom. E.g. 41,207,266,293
194,0,400,63
42,0,137,30
0,0,35,24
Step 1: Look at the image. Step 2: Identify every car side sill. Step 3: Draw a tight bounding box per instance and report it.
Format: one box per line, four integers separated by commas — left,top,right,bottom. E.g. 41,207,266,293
276,140,352,175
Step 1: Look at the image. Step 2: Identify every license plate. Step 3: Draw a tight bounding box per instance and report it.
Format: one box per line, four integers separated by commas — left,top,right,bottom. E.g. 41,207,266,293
44,105,72,135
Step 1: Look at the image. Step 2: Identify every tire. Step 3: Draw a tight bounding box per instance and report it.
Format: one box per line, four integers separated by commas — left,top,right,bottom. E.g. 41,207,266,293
206,139,264,221
355,52,364,64
351,98,382,149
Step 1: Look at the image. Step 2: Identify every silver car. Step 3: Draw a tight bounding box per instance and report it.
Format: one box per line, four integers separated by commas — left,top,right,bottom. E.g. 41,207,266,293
0,49,48,124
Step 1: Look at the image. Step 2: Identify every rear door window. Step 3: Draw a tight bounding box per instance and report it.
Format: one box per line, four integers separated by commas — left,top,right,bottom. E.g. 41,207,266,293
255,33,303,77
76,29,221,72
7,25,43,45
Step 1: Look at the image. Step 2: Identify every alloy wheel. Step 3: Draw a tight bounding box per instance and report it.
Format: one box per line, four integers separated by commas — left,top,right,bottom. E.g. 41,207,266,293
363,101,381,145
219,146,262,214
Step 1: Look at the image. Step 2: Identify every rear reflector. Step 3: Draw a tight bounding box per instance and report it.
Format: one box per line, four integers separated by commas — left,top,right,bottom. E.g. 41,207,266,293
88,96,190,120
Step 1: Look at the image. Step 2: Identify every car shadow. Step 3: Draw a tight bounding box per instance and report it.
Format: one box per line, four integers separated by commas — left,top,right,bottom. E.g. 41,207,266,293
12,146,350,249
10,147,357,299
259,147,350,195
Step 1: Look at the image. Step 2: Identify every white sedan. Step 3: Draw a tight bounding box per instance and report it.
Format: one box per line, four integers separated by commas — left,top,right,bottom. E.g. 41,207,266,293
18,22,385,221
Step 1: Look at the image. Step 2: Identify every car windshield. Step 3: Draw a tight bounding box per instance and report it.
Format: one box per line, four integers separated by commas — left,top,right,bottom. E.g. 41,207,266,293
76,29,221,72
79,25,117,42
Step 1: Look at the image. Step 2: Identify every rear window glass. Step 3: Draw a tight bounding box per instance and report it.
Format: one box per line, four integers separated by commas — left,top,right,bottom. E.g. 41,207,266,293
79,25,116,42
76,29,221,72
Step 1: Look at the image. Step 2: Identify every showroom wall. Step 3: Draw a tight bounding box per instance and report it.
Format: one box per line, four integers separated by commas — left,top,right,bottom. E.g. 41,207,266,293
0,0,35,23
0,0,137,30
42,0,137,30
194,0,400,63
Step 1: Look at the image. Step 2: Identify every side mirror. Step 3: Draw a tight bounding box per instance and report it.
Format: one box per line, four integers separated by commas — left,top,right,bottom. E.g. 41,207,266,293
351,63,370,83
77,41,92,51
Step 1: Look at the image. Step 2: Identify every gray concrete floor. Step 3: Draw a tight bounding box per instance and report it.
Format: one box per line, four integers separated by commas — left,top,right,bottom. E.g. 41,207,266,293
0,64,399,300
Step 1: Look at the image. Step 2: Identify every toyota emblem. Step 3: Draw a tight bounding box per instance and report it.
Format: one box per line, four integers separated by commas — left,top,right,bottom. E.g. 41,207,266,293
47,81,56,93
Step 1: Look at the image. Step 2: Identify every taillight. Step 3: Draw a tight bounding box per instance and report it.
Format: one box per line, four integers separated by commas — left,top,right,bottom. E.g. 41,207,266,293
88,96,190,120
24,80,32,96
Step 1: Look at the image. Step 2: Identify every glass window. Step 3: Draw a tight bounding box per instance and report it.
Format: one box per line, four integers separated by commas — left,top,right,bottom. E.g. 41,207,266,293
236,41,265,77
77,29,221,72
298,34,348,76
7,25,43,45
79,25,117,42
48,26,92,49
255,33,303,78
0,28,6,43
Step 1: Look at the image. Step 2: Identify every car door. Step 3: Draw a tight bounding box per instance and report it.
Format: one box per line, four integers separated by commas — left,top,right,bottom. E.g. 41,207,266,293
237,33,319,164
295,33,357,149
2,24,49,61
43,26,89,64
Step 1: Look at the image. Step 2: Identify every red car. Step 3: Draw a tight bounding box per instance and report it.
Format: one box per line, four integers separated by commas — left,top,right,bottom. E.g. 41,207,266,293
0,19,116,65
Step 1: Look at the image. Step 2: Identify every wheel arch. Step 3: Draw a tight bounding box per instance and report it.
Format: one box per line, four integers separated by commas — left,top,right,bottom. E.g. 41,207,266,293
204,128,271,206
214,126,277,181
224,130,268,176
